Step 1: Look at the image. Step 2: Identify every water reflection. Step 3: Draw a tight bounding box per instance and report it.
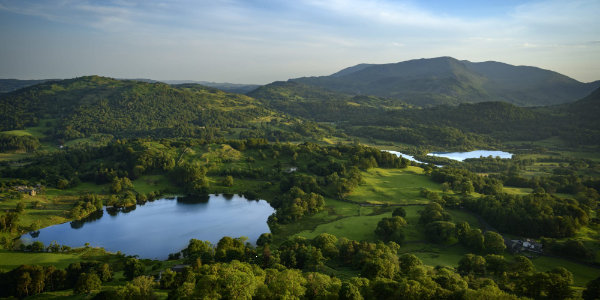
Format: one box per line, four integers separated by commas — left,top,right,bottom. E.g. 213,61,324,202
20,195,274,260
70,210,104,229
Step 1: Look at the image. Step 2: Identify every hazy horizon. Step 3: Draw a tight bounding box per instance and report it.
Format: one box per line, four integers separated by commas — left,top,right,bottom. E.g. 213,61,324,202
1,0,599,84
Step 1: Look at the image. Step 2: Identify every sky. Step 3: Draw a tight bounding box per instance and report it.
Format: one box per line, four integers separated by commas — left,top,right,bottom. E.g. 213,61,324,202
0,0,599,84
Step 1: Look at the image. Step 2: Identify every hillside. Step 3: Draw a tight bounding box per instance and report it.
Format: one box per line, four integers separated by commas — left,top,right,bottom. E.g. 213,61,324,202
249,81,410,122
167,81,260,94
0,76,316,141
285,57,599,106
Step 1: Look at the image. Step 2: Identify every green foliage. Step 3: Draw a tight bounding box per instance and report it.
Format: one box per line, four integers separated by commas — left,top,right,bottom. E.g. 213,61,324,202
425,221,456,243
74,272,101,294
123,258,145,281
483,231,506,254
256,233,273,246
0,76,276,139
0,211,20,232
419,202,451,224
374,216,407,244
464,192,589,238
391,207,406,217
583,276,600,300
182,239,215,264
272,187,325,223
69,194,103,219
223,175,234,187
0,133,40,152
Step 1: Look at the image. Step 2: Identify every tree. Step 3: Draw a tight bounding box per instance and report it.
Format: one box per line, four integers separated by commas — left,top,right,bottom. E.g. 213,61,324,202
392,207,406,217
16,201,26,213
110,177,122,194
98,263,113,282
456,221,471,242
339,281,363,300
16,271,32,298
256,233,272,246
57,179,69,189
124,276,156,300
223,175,234,187
374,216,407,243
484,254,507,275
465,229,485,252
399,254,422,274
74,272,101,294
457,254,486,276
160,269,176,290
312,233,339,259
304,272,341,300
484,231,506,254
583,276,600,300
419,202,450,224
124,258,145,280
182,239,214,263
425,221,456,243
460,181,475,195
29,241,45,252
264,269,307,299
511,256,534,274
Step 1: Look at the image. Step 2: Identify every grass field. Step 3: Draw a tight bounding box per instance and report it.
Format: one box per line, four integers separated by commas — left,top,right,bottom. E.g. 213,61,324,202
0,247,116,272
347,167,443,205
503,186,533,195
1,129,34,136
296,211,391,242
0,250,83,271
132,175,174,194
531,256,600,286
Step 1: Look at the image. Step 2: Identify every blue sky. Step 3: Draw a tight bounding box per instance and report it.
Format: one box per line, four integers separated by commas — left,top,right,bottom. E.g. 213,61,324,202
0,0,598,83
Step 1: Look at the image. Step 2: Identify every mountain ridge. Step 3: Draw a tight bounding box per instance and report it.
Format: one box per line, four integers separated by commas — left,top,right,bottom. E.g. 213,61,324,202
286,57,599,106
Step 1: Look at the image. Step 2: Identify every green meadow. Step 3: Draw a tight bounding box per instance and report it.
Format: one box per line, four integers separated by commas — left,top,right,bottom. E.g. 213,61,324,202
346,167,443,205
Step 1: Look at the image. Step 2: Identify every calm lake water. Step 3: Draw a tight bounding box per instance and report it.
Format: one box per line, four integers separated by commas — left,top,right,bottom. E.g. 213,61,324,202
21,194,274,260
427,150,513,161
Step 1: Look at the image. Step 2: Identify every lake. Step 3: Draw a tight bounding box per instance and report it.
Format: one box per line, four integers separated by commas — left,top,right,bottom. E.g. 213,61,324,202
21,194,274,260
427,150,513,161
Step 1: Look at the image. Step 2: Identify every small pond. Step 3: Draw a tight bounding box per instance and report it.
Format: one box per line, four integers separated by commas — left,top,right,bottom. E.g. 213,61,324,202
21,194,274,260
427,150,513,161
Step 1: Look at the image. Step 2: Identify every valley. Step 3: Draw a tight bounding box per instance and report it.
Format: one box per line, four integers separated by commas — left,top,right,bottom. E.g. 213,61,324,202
0,58,599,299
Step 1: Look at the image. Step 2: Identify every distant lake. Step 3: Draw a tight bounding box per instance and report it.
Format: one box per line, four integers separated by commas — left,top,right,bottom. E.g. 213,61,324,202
427,150,513,161
21,194,274,260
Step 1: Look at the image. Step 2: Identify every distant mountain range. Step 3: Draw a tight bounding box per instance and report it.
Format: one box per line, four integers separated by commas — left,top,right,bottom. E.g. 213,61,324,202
286,57,600,106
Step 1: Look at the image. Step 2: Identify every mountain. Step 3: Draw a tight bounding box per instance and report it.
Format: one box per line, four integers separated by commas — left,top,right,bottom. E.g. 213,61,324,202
285,57,600,106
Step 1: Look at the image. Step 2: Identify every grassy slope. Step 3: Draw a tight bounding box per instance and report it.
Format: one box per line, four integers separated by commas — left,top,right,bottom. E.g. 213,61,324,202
346,167,443,205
